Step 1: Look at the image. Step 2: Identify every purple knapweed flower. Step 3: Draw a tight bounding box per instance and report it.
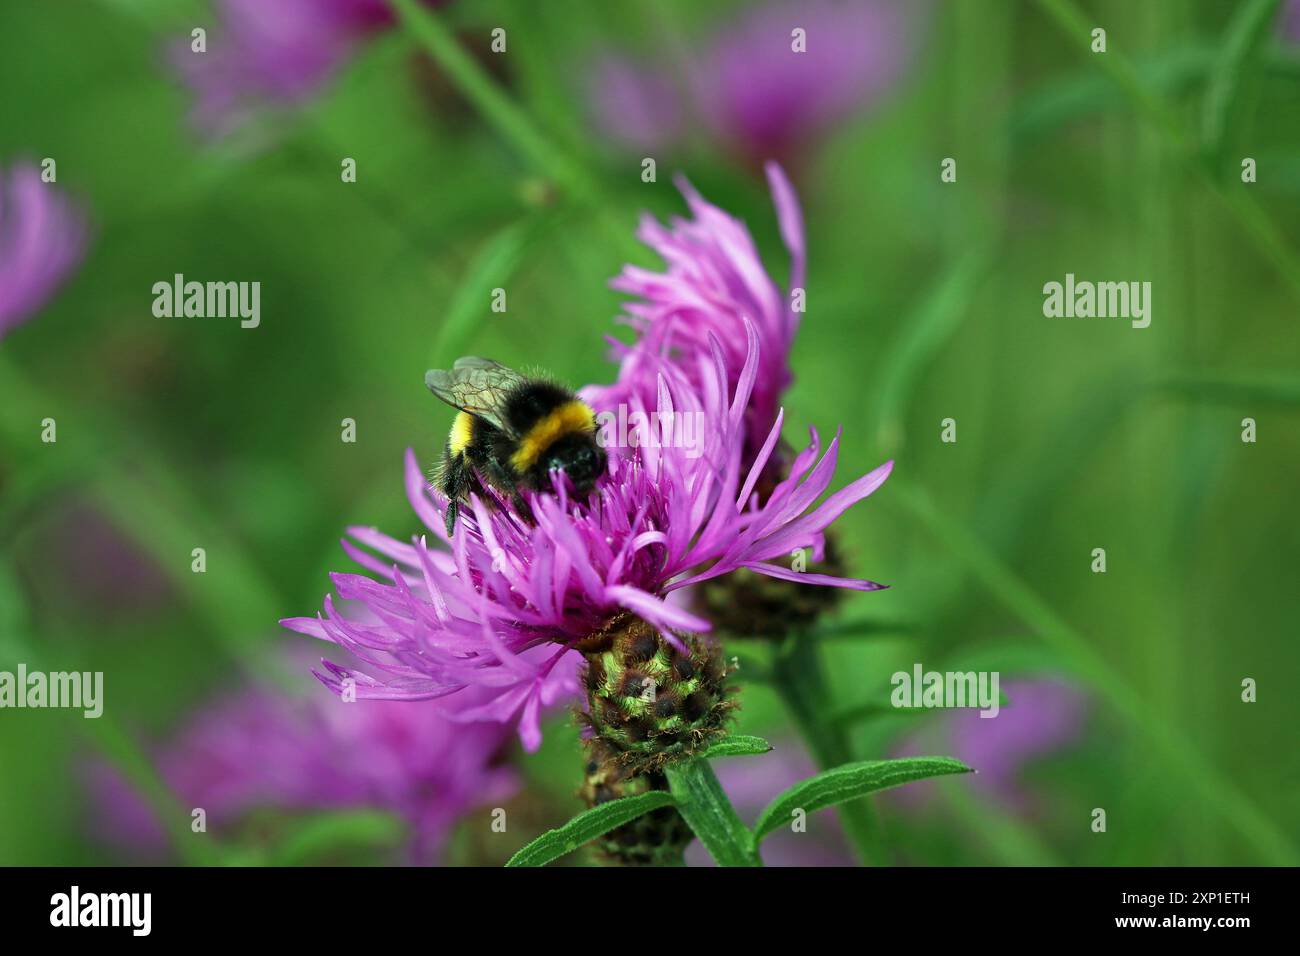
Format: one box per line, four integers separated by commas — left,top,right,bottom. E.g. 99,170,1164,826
284,163,892,750
172,0,445,139
888,677,1089,812
586,0,913,173
0,162,87,338
596,162,804,478
88,674,518,863
284,327,892,751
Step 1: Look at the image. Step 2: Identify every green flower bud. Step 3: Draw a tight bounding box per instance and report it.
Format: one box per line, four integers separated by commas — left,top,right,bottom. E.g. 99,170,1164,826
579,614,733,774
578,739,691,866
693,533,847,639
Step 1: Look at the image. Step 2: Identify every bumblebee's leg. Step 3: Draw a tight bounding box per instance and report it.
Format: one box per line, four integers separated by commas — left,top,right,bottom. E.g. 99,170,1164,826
438,448,473,535
479,456,536,525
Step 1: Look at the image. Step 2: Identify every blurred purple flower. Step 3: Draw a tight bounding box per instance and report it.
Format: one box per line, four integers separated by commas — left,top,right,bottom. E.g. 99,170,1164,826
587,0,913,171
687,739,853,867
596,162,804,479
889,677,1089,812
0,162,87,338
38,502,173,614
172,0,445,138
89,678,518,863
587,56,685,153
1284,0,1300,41
694,0,911,170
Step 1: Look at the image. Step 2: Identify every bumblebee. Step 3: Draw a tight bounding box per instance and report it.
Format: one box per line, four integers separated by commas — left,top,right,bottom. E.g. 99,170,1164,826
425,357,607,534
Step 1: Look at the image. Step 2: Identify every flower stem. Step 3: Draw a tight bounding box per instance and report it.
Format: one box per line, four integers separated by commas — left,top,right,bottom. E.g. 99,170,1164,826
771,631,887,866
388,0,643,263
390,0,587,199
663,759,761,867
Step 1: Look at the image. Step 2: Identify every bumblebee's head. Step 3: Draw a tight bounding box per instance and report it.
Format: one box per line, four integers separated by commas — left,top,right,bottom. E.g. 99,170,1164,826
543,433,606,498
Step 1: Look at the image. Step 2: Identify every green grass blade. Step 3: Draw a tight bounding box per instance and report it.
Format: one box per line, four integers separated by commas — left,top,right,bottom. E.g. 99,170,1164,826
1012,45,1215,143
1033,0,1300,307
1153,369,1300,406
872,251,990,455
1201,0,1283,170
430,217,547,364
895,478,1300,865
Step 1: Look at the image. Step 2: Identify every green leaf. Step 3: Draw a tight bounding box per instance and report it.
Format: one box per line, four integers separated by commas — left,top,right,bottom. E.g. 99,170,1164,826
505,791,676,867
754,757,974,842
1201,0,1283,169
701,735,773,759
664,760,761,867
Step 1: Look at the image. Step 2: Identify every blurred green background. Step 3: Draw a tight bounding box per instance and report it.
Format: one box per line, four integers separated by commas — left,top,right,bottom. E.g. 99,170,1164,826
1,0,1298,866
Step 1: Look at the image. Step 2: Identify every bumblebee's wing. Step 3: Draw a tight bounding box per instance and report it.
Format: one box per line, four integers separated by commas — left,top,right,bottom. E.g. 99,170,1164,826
425,358,526,436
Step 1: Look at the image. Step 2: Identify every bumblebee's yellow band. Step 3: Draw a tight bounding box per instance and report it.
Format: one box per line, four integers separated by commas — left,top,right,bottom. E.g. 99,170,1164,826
510,400,595,472
448,411,474,455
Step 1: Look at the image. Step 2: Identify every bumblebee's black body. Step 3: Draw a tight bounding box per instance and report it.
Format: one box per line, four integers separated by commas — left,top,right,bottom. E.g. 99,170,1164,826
427,358,605,535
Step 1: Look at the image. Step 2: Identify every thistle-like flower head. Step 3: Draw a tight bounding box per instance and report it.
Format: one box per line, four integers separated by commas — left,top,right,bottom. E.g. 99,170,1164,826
597,163,805,476
284,167,893,751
